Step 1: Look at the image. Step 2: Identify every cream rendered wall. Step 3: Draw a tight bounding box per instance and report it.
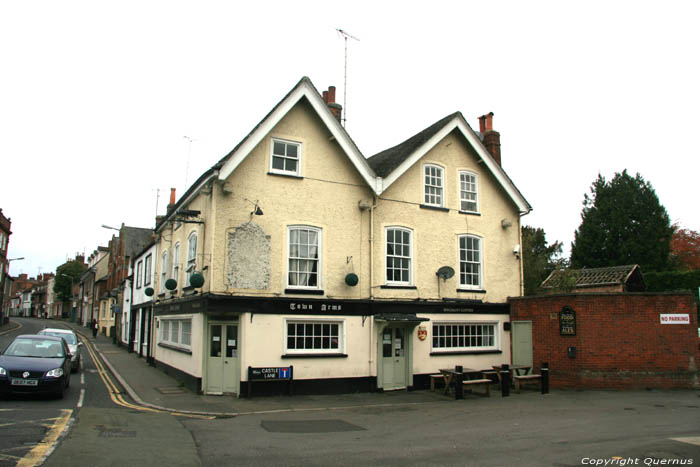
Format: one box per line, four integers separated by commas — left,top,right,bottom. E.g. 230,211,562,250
372,131,522,303
210,99,374,297
153,313,204,378
240,313,371,380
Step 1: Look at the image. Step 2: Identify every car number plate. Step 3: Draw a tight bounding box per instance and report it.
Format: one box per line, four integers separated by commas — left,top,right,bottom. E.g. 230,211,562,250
11,378,38,386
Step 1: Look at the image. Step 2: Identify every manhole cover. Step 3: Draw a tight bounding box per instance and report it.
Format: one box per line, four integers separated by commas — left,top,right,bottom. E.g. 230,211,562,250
261,419,365,433
156,386,186,395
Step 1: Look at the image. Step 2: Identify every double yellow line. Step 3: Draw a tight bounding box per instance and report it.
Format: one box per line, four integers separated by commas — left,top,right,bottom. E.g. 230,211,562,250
76,330,213,419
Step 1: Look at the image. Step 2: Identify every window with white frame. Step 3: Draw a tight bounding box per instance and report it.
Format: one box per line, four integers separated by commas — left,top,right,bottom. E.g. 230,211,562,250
172,243,180,287
386,227,412,285
459,235,482,289
159,317,192,349
432,322,498,351
459,171,479,213
287,226,321,289
286,320,342,353
424,164,444,207
186,232,197,284
136,260,143,289
270,138,301,176
160,251,168,293
144,254,152,286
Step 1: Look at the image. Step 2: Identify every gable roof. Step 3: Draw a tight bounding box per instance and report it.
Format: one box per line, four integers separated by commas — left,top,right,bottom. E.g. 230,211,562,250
216,76,378,191
540,265,643,290
367,112,531,214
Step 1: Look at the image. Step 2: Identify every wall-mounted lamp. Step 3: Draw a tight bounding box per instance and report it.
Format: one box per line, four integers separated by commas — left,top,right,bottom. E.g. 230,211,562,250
245,199,264,216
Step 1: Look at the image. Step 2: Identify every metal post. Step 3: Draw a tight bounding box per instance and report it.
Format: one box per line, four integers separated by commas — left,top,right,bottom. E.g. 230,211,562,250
455,365,464,400
500,364,510,397
541,362,549,394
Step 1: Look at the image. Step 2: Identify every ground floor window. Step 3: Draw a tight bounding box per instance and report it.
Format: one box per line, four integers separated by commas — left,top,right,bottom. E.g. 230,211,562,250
285,320,342,353
432,322,497,351
159,317,192,349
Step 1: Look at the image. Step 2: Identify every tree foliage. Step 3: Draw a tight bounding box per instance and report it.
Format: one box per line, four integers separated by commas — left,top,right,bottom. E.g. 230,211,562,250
669,224,700,271
522,225,566,295
54,261,87,302
570,170,673,272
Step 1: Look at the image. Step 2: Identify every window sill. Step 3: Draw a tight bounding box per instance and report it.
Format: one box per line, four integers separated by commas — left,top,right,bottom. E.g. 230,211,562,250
457,289,486,294
380,285,417,290
268,171,303,179
419,204,449,212
284,288,324,295
430,350,502,356
458,211,481,216
281,353,348,359
157,342,193,355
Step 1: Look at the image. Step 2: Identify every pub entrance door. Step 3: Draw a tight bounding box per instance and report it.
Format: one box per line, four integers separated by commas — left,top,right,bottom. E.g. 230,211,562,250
205,322,239,395
512,321,533,369
380,326,408,391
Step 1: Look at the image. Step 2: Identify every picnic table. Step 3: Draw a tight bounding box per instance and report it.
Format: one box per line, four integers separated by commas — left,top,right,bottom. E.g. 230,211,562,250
432,368,492,397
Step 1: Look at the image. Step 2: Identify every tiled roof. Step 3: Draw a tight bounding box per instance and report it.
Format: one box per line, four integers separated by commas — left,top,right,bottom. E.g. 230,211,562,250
540,265,641,289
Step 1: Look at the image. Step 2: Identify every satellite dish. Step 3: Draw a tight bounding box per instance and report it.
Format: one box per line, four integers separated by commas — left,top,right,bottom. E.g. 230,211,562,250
436,266,455,280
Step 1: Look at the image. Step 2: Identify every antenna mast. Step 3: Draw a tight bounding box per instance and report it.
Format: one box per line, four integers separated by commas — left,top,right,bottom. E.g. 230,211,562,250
336,29,359,128
183,136,196,188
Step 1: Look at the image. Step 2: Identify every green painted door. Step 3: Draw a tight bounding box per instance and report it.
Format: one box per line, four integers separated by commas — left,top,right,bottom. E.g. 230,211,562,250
222,324,239,394
206,323,240,395
512,321,533,369
205,324,224,394
381,327,407,390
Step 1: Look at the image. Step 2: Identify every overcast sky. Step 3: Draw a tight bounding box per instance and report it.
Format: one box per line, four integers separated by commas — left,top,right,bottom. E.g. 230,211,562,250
2,1,699,278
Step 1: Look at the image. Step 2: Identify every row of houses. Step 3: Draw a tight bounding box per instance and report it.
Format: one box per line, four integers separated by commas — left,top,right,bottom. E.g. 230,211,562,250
70,76,533,396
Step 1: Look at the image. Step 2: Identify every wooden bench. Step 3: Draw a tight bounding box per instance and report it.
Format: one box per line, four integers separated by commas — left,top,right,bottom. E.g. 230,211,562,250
462,378,492,397
480,370,499,384
513,374,541,393
429,374,445,392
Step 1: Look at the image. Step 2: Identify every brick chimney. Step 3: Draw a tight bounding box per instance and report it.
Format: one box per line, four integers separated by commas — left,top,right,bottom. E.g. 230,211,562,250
322,86,342,123
167,188,176,213
478,112,501,166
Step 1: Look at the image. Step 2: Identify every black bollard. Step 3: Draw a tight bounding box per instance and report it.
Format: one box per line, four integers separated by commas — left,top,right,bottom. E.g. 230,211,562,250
541,362,549,394
500,364,510,397
455,365,464,400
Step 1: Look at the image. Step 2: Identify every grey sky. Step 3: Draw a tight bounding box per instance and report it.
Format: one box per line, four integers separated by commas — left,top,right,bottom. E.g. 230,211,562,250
2,1,698,277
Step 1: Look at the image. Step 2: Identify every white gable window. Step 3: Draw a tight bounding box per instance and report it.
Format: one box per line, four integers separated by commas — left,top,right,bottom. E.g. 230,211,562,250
459,235,483,289
270,138,302,176
144,254,152,286
186,232,197,284
386,227,413,285
424,164,444,207
459,171,479,213
287,226,321,289
136,260,143,289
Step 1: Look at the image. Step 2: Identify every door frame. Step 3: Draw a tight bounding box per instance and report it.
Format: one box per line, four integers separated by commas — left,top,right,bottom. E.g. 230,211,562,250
375,322,415,391
204,319,240,396
511,320,533,369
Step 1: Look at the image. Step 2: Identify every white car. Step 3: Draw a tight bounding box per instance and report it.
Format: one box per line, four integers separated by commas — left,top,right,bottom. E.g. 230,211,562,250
37,328,82,373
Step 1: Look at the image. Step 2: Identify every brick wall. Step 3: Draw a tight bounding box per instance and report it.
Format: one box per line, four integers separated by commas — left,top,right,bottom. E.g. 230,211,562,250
510,293,700,389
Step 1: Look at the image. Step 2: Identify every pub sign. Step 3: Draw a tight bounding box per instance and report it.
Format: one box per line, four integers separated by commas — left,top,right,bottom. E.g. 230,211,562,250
559,307,576,336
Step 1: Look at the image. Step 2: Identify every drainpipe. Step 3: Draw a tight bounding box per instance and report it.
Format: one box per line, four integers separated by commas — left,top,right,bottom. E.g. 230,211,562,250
518,215,524,296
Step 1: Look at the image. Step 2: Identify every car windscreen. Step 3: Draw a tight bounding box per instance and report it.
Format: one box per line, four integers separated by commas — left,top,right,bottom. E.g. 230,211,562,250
41,331,77,345
4,338,65,358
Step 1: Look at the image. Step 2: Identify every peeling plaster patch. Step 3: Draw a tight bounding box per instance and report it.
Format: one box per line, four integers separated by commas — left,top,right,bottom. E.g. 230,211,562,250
226,222,270,289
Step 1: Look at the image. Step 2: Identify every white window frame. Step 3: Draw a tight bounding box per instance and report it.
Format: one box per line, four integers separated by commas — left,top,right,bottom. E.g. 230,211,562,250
423,164,444,207
284,319,345,354
287,225,322,290
144,254,152,287
159,316,192,350
270,138,302,176
136,260,143,289
172,242,180,287
160,250,169,293
459,234,483,290
385,226,413,286
459,171,479,213
431,321,499,352
186,232,197,284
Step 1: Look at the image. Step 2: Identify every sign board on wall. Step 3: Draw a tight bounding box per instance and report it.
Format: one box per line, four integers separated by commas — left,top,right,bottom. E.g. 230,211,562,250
559,307,576,336
659,314,690,325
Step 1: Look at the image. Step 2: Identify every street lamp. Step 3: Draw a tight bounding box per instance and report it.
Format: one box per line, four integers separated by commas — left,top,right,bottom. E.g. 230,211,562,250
101,224,120,231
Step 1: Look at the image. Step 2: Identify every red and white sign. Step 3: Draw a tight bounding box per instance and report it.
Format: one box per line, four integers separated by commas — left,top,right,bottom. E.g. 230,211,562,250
659,314,690,325
417,326,427,341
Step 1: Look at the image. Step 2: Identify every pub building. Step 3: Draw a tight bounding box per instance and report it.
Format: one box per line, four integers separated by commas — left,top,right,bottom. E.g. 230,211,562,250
146,77,531,396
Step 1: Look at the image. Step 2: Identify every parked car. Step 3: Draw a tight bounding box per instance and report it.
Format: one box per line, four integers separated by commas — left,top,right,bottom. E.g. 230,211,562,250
0,335,72,399
38,328,82,372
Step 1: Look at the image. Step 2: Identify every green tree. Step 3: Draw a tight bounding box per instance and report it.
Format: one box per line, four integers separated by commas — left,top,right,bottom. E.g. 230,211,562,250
570,170,673,272
54,261,87,302
522,225,566,295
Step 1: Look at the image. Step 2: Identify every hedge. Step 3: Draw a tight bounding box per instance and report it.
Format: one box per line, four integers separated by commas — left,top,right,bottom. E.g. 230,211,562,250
643,269,700,293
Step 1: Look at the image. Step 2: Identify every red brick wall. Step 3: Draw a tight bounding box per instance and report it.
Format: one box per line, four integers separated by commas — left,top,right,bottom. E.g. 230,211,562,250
510,293,700,389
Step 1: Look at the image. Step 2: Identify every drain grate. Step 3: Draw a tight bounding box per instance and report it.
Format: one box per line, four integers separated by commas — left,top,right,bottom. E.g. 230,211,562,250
261,419,365,433
155,386,186,395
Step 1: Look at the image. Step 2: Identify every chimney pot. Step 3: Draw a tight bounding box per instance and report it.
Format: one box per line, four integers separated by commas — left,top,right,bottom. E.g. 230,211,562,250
169,188,176,205
322,91,328,103
480,112,501,166
328,86,336,104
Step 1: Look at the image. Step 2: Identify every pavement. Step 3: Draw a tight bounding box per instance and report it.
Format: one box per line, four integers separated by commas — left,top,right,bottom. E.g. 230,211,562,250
59,321,455,417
